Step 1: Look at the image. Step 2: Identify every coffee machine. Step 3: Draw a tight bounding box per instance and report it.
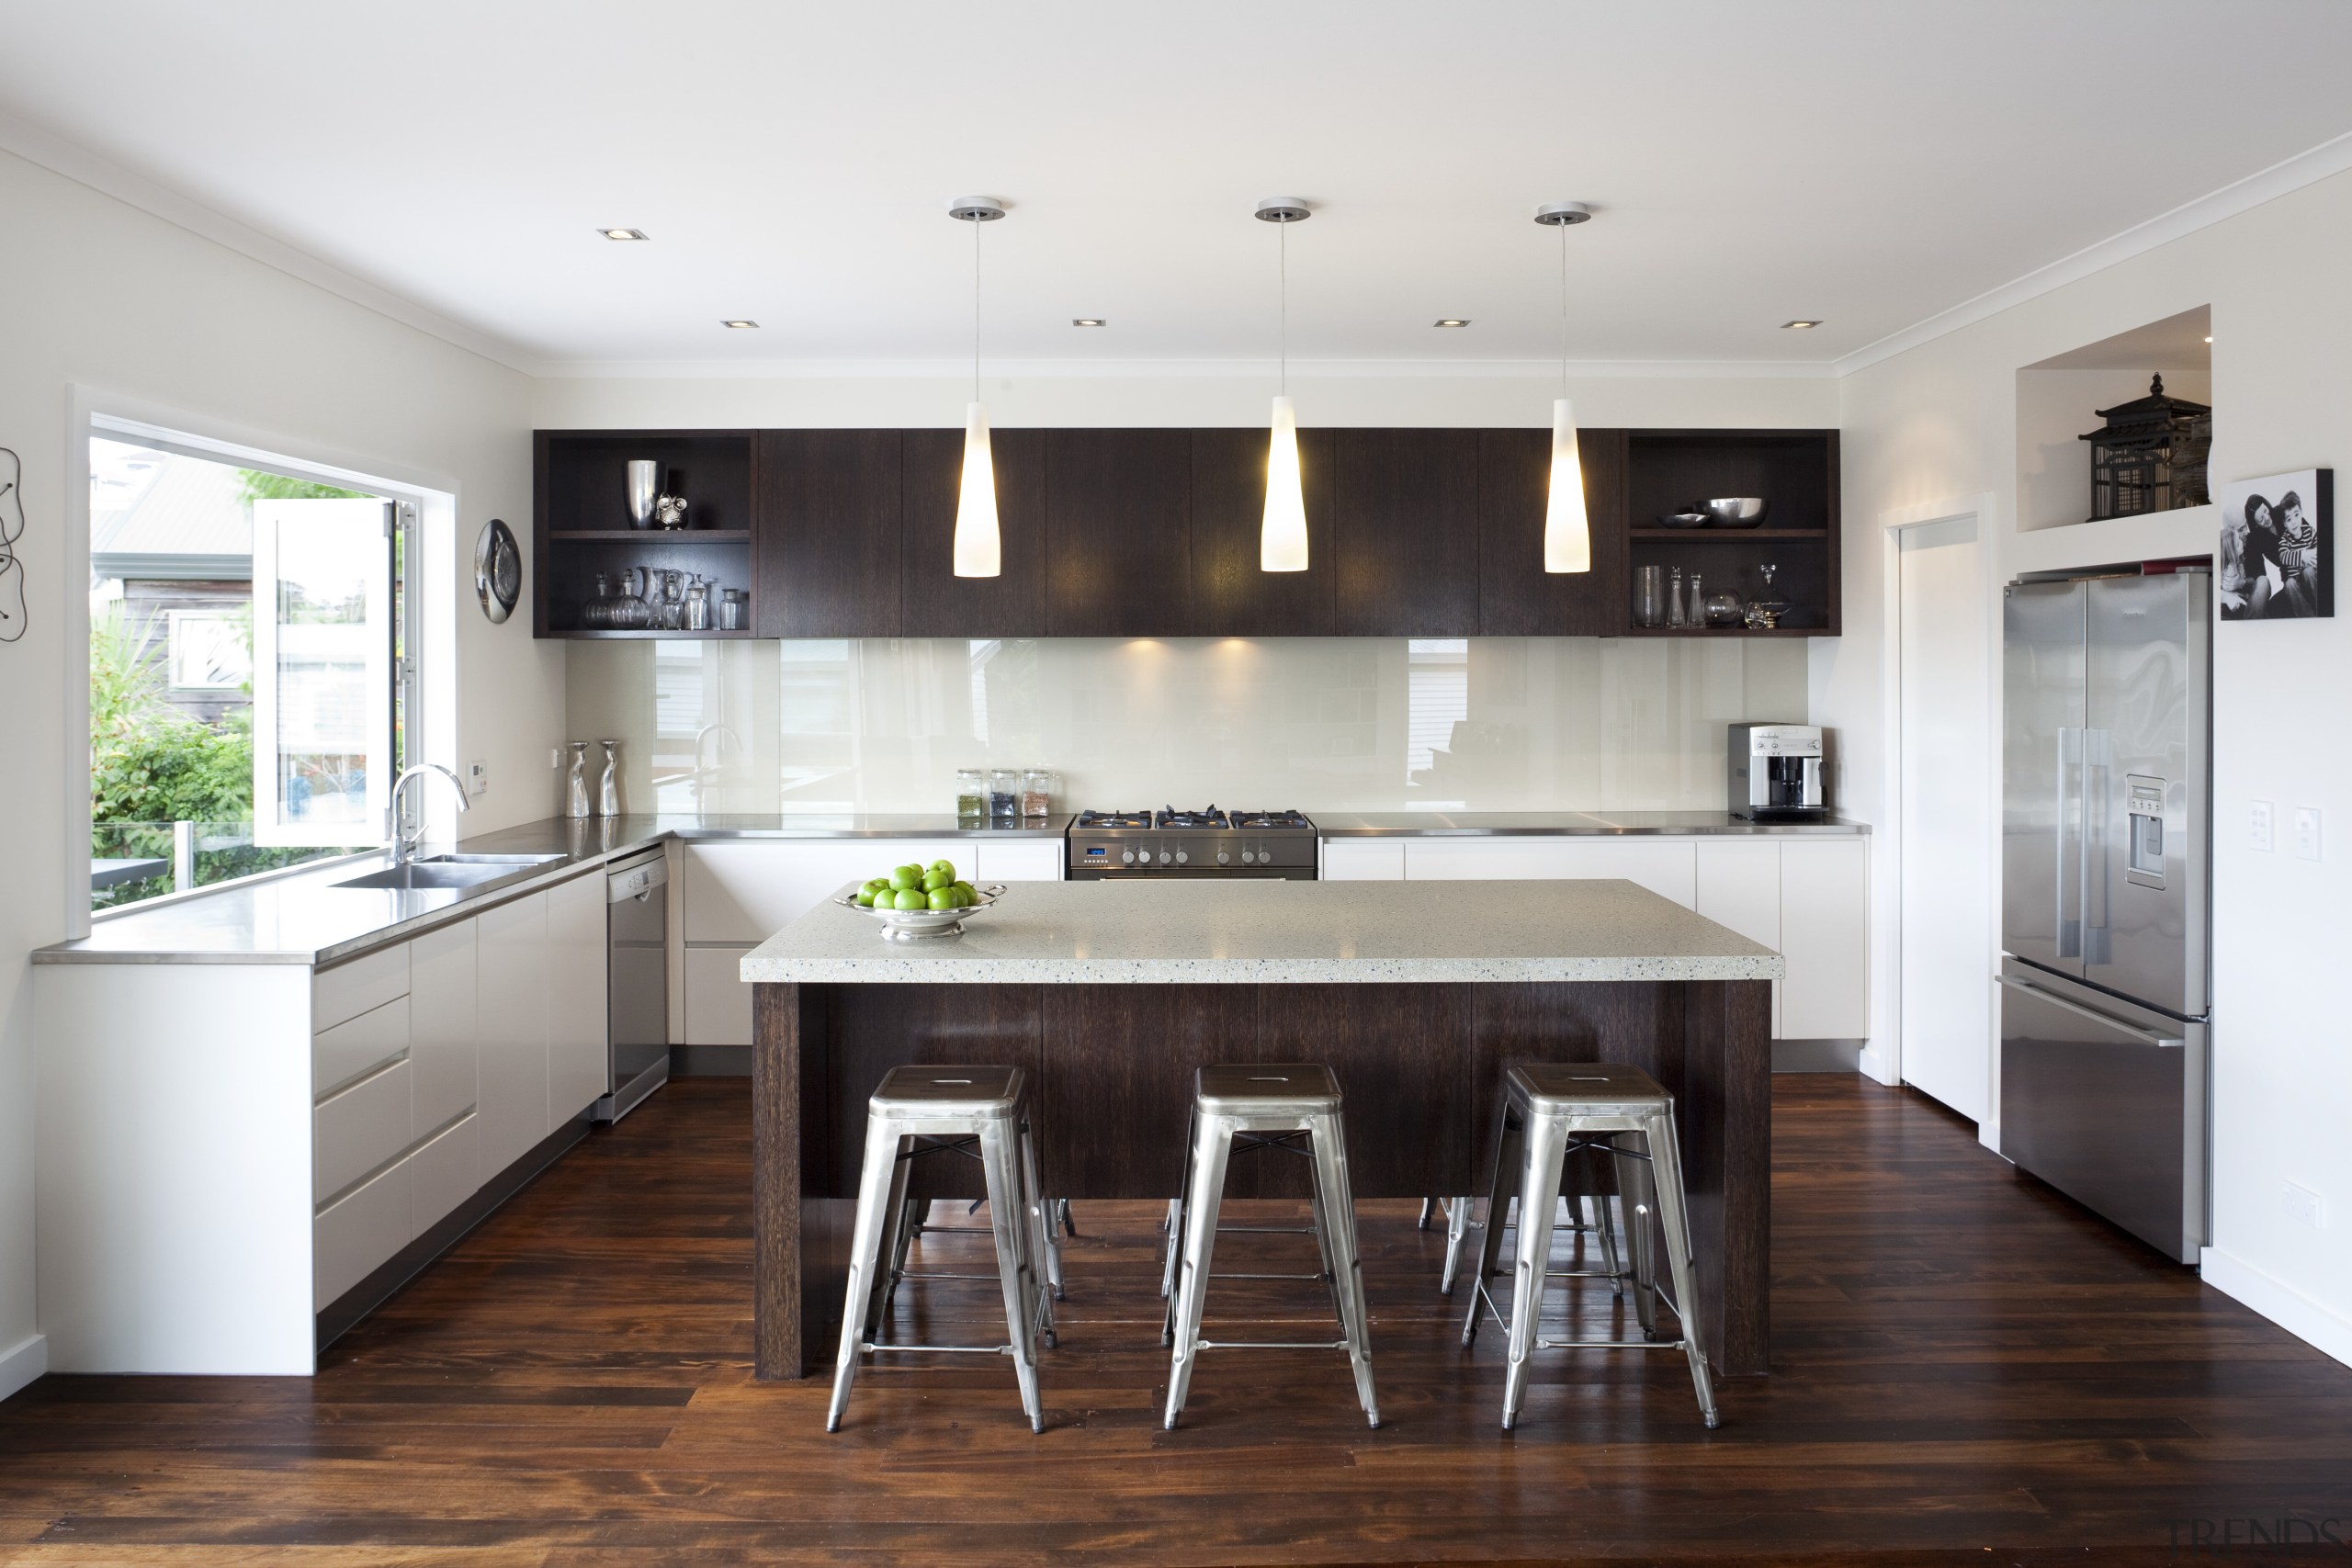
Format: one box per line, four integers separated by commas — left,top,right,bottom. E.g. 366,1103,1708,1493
1728,723,1828,821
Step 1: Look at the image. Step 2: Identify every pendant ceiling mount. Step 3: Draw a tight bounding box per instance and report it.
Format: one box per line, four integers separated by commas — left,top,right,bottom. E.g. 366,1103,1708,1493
1533,200,1593,227
1536,201,1596,575
1254,197,1312,225
1258,197,1312,572
947,197,1006,223
948,196,1005,578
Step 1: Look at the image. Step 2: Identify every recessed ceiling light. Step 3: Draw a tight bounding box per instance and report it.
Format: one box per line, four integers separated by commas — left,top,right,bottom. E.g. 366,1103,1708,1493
599,227,650,241
720,320,759,329
1781,319,1822,330
1073,317,1106,327
2204,334,2214,344
1434,318,1471,329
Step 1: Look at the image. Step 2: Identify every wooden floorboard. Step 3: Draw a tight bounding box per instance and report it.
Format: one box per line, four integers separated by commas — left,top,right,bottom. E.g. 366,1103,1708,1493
4,1075,2350,1566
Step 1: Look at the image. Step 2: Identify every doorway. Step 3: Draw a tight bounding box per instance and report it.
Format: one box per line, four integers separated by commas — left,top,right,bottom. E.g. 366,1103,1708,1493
1896,514,1993,1122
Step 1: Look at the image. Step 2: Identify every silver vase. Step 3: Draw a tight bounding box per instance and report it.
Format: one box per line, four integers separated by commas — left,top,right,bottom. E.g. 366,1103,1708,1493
626,461,660,530
565,741,592,818
597,739,621,817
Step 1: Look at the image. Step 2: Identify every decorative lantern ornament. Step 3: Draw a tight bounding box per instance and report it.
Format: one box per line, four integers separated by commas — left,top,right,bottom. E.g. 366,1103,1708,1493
1256,197,1312,573
948,197,1005,578
1533,201,1594,573
2078,374,2212,521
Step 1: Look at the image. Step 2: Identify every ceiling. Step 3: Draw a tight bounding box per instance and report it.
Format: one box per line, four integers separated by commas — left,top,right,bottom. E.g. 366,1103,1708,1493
4,1,2350,374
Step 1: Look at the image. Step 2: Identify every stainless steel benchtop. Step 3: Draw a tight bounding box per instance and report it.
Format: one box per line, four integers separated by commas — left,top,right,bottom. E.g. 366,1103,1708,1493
1311,811,1870,836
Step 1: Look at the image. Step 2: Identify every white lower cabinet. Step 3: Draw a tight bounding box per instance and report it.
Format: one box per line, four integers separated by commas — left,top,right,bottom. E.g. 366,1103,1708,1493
972,840,1064,882
1779,839,1871,1039
313,1055,413,1203
406,918,479,1136
546,869,611,1122
408,1111,480,1236
475,889,551,1177
1321,840,1405,880
684,943,758,1046
1695,840,1785,1036
1404,838,1698,907
314,1155,412,1308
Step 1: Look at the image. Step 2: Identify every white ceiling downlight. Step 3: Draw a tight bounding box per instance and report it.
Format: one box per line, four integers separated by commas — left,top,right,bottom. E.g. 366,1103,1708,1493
598,228,650,241
1782,319,1822,329
1073,317,1105,327
721,320,758,329
1435,318,1470,328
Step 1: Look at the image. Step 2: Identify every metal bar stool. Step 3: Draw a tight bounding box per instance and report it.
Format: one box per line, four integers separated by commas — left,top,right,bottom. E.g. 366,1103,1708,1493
1430,1175,1626,1299
827,1065,1056,1434
1462,1062,1718,1430
1161,1065,1379,1430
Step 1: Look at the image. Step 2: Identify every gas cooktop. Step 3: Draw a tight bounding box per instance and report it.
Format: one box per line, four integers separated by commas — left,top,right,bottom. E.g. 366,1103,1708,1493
1065,805,1319,878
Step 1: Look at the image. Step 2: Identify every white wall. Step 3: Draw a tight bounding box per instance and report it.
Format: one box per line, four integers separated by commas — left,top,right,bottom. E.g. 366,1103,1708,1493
0,147,548,1395
1824,167,2352,1366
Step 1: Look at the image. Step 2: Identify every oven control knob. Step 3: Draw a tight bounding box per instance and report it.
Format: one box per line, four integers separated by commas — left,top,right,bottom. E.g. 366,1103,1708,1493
1159,851,1173,865
1240,849,1257,864
1121,849,1136,864
1173,850,1188,864
1216,851,1231,865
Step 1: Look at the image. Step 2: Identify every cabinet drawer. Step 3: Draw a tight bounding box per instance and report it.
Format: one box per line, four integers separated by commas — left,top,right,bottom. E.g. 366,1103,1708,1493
315,1057,413,1203
314,1155,412,1307
1404,838,1697,906
313,942,409,1033
313,995,410,1097
1320,840,1404,880
971,840,1063,883
409,1112,478,1236
684,944,756,1046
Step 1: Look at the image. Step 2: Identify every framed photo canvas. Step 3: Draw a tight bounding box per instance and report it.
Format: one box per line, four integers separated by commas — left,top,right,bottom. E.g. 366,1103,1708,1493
2216,468,2332,621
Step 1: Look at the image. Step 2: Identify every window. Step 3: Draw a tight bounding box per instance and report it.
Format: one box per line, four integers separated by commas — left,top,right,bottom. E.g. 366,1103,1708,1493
88,427,420,910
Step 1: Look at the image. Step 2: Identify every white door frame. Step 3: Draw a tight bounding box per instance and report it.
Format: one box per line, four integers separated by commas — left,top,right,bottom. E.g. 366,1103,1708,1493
1875,492,2004,1147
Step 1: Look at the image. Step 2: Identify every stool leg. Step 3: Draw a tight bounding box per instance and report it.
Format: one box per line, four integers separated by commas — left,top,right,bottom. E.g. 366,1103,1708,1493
869,1167,915,1339
1017,1117,1060,1346
1613,1133,1660,1340
1020,1120,1066,1308
978,1117,1046,1433
1058,1199,1079,1237
1463,1103,1524,1348
1161,1105,1199,1328
1592,1190,1624,1299
1646,1109,1719,1428
1500,1113,1569,1433
828,1116,906,1433
1417,1196,1435,1230
1308,1111,1379,1429
1163,1113,1233,1429
1304,1145,1347,1329
1440,1194,1472,1296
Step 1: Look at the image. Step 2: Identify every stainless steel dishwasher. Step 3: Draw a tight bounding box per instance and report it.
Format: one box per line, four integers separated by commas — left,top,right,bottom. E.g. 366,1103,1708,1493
594,848,670,1122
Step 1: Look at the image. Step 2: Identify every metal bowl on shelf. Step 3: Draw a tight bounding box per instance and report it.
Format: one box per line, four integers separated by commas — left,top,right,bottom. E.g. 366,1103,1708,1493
1702,496,1769,527
1657,511,1712,528
834,883,1009,941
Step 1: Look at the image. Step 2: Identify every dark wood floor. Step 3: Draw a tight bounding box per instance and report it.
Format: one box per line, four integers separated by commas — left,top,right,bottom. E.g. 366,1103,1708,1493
5,1076,2350,1567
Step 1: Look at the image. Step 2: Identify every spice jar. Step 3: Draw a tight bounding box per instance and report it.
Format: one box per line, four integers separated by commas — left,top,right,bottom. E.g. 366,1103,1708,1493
987,768,1020,820
955,768,987,820
1019,769,1056,818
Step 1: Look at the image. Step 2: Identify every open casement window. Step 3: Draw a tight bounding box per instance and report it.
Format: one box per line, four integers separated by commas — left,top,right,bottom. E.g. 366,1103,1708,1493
251,497,396,847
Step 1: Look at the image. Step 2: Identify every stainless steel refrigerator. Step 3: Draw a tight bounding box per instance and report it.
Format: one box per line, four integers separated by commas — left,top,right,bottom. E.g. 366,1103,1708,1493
2000,567,2210,1262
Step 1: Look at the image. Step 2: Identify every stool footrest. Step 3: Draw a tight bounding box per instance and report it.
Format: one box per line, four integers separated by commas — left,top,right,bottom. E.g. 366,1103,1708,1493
1193,1338,1351,1352
1532,1337,1691,1352
859,1341,1016,1356
1213,1270,1329,1281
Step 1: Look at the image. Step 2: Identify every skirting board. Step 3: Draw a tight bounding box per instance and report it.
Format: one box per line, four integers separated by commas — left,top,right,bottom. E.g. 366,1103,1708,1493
0,1332,47,1403
1771,1039,1863,1073
2200,1246,2352,1371
673,1044,751,1077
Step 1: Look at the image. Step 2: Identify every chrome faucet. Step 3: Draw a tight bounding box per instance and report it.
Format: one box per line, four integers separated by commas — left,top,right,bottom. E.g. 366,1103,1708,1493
693,723,741,802
390,763,471,866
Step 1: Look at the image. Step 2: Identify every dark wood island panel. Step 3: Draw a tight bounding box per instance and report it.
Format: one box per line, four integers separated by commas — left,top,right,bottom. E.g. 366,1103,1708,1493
753,976,1772,1382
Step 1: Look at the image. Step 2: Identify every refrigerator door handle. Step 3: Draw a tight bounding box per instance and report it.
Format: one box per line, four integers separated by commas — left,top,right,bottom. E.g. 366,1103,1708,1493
2056,726,2082,957
1996,973,2185,1047
2083,728,2110,935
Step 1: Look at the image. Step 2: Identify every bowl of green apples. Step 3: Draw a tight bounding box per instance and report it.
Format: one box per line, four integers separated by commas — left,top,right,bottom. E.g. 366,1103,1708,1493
836,859,1005,940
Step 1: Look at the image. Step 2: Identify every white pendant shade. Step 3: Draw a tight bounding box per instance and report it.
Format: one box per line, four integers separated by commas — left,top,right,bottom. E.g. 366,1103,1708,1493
953,402,1001,578
1261,395,1309,572
1543,398,1591,574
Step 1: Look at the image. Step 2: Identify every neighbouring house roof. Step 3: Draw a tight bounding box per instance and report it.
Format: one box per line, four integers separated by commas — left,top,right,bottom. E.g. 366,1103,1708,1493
90,445,253,582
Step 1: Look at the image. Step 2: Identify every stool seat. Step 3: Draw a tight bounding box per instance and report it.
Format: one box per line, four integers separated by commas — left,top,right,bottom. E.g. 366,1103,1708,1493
1194,1063,1340,1114
871,1065,1024,1118
1508,1062,1668,1117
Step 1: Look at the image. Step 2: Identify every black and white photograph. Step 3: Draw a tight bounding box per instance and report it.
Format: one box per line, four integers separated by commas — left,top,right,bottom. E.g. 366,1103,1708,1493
2217,467,2334,620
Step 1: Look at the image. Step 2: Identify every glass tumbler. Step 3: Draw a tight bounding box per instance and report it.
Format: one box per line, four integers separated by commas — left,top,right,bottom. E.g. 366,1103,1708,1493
1635,564,1667,628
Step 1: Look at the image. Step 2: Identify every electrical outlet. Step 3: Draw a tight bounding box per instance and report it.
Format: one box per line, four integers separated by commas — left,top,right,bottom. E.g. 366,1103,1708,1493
2283,1181,2324,1230
551,747,565,770
2293,807,2322,862
465,759,489,796
2250,799,2274,852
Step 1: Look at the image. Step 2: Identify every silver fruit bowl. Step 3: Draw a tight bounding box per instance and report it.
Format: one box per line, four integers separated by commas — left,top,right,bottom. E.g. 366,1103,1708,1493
1657,511,1712,528
835,883,1008,941
1702,496,1768,527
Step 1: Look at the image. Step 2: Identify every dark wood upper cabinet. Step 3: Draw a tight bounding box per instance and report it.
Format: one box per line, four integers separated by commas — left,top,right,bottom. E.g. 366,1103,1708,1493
900,427,1048,637
753,430,902,638
1046,429,1192,637
1476,427,1627,637
1332,429,1480,636
1189,427,1337,637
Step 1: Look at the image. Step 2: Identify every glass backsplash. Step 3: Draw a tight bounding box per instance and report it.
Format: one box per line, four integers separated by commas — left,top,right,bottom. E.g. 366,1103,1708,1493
562,637,1811,817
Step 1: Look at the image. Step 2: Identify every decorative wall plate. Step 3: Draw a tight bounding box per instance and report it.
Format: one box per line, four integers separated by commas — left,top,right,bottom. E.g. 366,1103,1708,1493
475,517,520,623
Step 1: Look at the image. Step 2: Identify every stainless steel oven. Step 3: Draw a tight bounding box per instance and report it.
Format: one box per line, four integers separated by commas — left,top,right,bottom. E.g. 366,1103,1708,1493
1064,807,1319,881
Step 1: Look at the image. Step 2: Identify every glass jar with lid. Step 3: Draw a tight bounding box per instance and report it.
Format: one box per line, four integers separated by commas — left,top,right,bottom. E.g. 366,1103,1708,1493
987,768,1020,819
1019,769,1056,818
955,768,987,820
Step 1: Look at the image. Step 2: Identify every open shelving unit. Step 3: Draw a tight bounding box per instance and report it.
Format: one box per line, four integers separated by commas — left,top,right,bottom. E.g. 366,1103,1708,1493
1619,429,1840,635
532,430,759,638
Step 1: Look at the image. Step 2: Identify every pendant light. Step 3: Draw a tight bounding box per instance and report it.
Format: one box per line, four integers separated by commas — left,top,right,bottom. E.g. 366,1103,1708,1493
1256,197,1311,572
1533,200,1593,574
948,196,1005,578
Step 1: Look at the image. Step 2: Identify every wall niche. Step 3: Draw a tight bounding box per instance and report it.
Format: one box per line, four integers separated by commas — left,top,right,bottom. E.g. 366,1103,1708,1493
2015,305,2211,534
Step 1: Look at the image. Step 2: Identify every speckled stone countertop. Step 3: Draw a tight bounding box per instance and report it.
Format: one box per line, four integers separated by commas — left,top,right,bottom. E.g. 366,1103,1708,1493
741,877,1781,986
1311,810,1870,836
36,812,1071,967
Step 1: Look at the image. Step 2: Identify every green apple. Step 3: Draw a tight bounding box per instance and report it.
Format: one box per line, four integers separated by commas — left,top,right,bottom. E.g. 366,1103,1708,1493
888,864,922,892
893,887,930,911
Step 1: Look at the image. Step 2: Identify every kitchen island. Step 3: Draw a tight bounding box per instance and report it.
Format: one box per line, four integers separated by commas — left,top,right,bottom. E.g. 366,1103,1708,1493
742,877,1781,1378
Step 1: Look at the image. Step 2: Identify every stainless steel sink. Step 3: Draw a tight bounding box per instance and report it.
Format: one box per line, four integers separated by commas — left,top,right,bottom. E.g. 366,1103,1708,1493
332,852,563,893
